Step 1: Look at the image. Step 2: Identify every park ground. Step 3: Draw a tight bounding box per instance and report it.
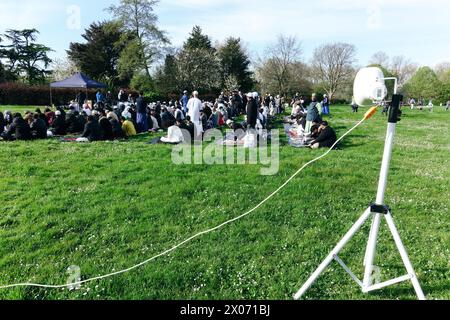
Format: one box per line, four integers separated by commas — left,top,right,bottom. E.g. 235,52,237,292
0,105,448,300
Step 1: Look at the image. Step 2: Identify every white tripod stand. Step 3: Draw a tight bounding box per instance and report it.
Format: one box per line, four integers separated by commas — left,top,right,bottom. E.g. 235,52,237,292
294,94,426,300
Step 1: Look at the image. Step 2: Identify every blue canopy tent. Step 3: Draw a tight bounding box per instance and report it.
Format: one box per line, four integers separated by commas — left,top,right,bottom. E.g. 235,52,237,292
49,73,107,105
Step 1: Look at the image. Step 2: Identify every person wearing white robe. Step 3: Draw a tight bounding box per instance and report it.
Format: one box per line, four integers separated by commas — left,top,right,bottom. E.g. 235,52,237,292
187,91,203,137
161,125,184,144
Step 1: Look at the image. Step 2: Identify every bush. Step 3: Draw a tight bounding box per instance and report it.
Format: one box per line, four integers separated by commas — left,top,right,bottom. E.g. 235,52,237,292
143,92,164,103
0,82,98,106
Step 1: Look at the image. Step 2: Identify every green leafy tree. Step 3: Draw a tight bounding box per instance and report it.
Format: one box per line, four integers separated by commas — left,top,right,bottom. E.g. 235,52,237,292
217,37,253,92
67,21,132,87
402,67,441,100
107,0,169,79
176,48,221,93
0,29,52,84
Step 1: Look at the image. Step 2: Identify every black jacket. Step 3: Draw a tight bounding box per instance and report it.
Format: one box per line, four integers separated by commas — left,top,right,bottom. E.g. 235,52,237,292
136,97,147,114
82,120,102,141
52,115,67,135
314,127,337,148
6,117,32,140
110,119,123,139
31,118,48,139
246,98,258,129
99,117,113,140
66,113,81,133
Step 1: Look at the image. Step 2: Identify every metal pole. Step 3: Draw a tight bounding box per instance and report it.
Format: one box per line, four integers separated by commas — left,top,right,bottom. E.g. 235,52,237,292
294,208,372,300
384,213,426,300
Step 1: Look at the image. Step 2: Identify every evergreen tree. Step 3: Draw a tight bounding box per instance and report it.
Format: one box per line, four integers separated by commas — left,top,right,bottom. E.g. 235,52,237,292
184,26,214,52
217,37,253,92
0,29,52,84
68,21,132,87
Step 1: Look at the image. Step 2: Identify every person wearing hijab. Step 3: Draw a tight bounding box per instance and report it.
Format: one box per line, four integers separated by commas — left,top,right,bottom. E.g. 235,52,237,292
107,112,123,139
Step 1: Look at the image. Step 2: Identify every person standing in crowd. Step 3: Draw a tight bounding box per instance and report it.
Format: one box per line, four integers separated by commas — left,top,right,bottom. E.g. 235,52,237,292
187,91,203,138
351,97,359,113
96,90,105,104
181,90,189,115
305,94,321,134
76,90,86,108
322,94,330,115
246,92,258,129
135,91,148,133
118,89,127,103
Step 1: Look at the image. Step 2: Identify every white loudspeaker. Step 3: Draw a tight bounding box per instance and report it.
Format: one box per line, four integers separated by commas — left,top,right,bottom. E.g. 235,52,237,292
353,67,388,106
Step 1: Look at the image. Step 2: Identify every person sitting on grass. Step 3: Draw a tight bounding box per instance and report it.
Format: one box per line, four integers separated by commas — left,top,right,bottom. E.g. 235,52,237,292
0,112,5,135
82,115,102,142
122,115,137,138
2,113,32,141
160,120,185,145
99,113,114,141
30,113,47,139
310,121,337,149
44,108,55,127
51,110,67,136
107,112,123,140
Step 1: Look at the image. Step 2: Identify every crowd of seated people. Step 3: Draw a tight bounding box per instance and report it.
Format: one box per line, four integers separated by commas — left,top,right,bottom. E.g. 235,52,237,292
285,94,337,149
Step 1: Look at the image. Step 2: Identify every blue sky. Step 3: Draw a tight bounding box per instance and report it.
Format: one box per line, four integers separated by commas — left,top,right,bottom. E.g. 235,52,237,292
0,0,449,68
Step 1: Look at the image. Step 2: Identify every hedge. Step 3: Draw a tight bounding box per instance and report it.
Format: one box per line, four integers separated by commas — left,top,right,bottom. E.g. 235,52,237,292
0,82,100,106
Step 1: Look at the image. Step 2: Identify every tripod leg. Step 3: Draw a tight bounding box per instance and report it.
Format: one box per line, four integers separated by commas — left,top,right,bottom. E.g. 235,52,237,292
294,208,372,300
384,212,426,300
363,213,382,288
364,214,376,267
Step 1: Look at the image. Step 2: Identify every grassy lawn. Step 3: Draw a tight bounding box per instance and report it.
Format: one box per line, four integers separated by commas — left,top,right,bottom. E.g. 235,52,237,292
0,105,47,115
0,105,448,300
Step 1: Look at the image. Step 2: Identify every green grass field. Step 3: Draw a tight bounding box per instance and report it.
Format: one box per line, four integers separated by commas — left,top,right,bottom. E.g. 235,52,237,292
0,105,448,300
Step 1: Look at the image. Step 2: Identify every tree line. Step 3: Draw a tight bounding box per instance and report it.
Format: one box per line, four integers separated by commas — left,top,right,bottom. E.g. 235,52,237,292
0,0,449,103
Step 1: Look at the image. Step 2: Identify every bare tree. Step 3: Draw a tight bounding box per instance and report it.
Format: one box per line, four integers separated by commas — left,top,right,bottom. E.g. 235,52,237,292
51,55,79,81
370,51,390,67
256,35,303,95
391,55,418,87
311,42,357,99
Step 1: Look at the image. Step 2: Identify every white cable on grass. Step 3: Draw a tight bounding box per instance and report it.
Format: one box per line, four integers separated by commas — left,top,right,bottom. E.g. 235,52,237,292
0,119,366,290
